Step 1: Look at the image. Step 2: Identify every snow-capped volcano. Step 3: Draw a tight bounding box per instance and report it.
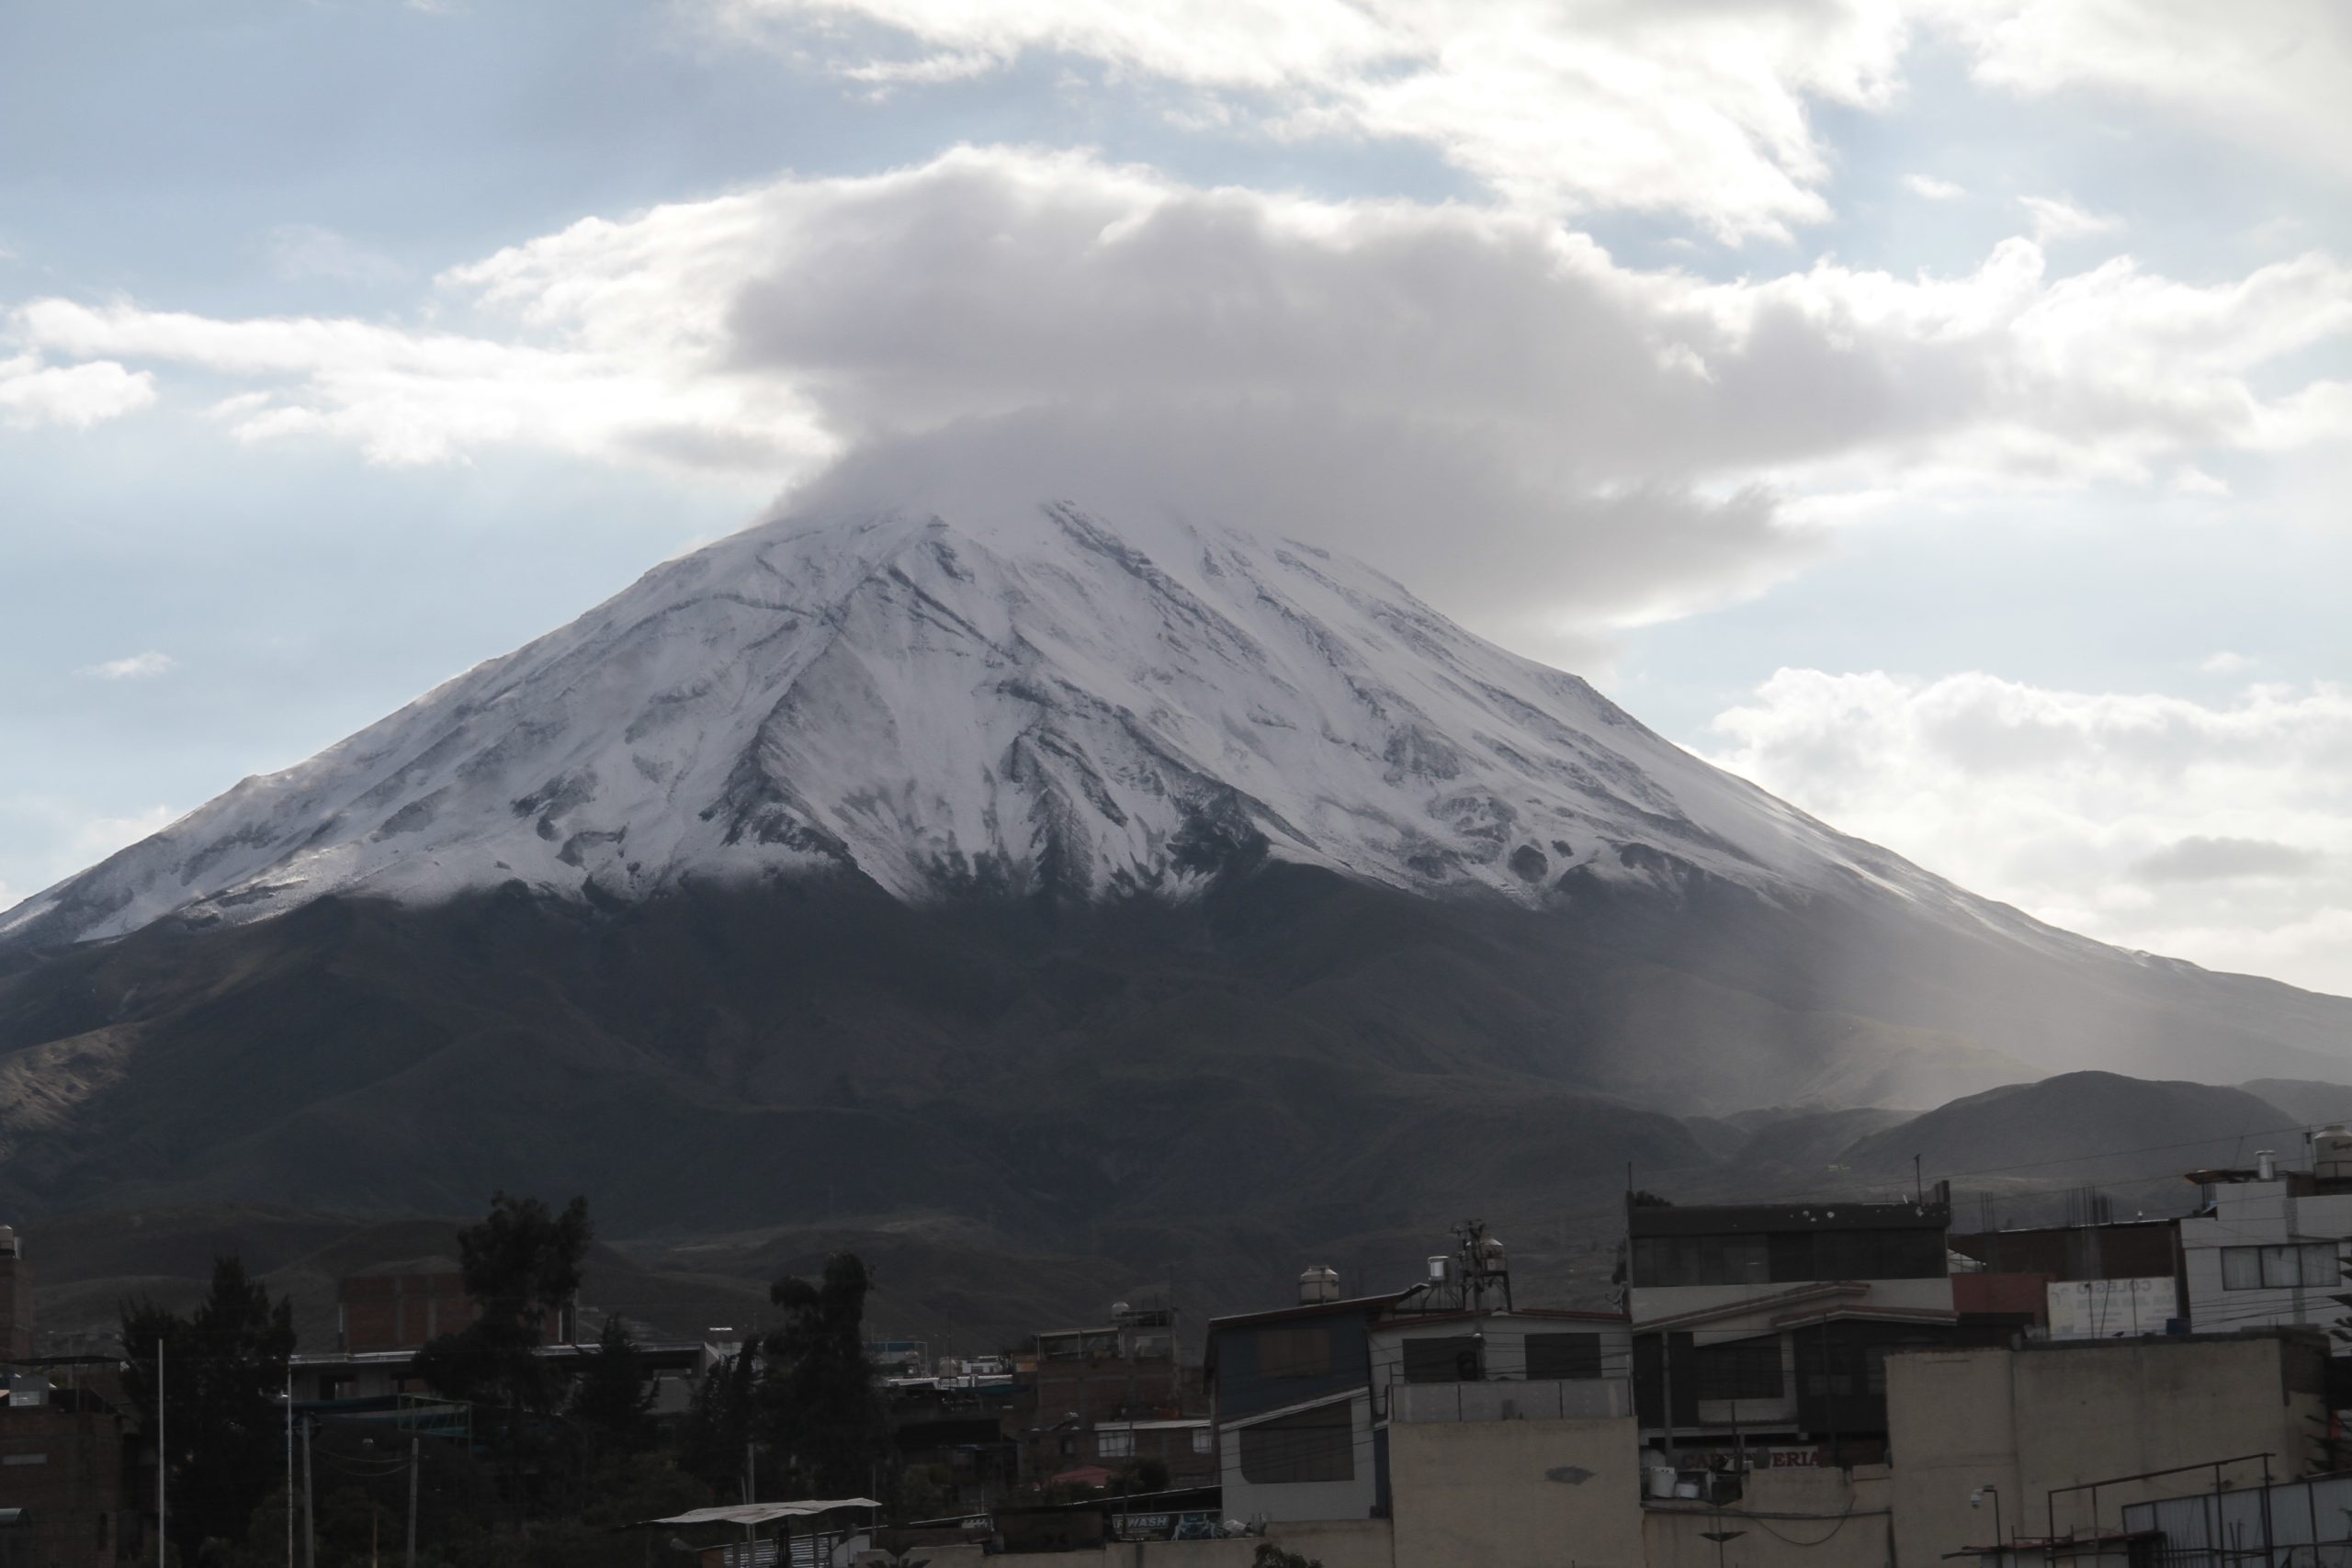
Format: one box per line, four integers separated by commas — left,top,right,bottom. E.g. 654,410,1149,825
8,502,2352,1238
5,502,1979,951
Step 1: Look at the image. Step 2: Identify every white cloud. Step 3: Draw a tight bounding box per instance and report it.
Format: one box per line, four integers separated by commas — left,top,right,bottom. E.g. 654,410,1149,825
2200,650,2257,676
2018,195,2122,243
0,353,156,430
77,652,176,680
1903,174,1964,200
710,0,1911,242
266,223,410,287
1705,670,2352,997
7,147,2350,645
13,296,832,472
1933,0,2352,179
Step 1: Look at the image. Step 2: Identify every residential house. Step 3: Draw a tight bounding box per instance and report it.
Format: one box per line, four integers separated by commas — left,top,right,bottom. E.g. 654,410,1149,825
1011,1294,1211,1487
2177,1134,2352,1350
1948,1217,2186,1340
338,1257,573,1354
1206,1229,1637,1551
0,1230,146,1568
1625,1187,1959,1473
1886,1328,2327,1568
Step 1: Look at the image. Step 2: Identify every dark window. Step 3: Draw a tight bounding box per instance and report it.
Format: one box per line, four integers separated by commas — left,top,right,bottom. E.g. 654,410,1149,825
1258,1326,1332,1379
1401,1336,1483,1383
1526,1332,1604,1381
1238,1404,1354,1484
1693,1336,1783,1401
1634,1228,1946,1287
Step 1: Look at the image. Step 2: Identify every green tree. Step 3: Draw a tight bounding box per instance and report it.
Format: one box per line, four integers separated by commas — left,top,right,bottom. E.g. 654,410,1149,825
571,1318,655,1456
120,1257,298,1567
679,1341,760,1496
1110,1456,1170,1495
761,1252,892,1497
1250,1546,1323,1568
412,1192,592,1519
413,1192,591,1413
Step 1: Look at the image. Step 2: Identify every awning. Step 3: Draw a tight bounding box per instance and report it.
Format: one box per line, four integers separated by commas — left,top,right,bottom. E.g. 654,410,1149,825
640,1499,880,1528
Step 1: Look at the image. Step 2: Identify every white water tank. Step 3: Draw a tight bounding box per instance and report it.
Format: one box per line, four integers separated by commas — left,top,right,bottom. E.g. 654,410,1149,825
2317,1126,2352,1181
2257,1150,2278,1181
1298,1266,1340,1304
1427,1255,1453,1284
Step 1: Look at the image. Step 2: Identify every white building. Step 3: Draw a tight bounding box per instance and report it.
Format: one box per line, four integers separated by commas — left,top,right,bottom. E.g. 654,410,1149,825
2178,1134,2352,1351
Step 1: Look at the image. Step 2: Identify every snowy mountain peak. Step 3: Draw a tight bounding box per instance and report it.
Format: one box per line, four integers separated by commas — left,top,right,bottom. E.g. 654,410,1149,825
4,502,1951,948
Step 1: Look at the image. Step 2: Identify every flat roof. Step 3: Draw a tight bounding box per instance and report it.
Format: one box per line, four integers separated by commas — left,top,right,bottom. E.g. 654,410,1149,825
1206,1292,1408,1331
1630,1199,1950,1236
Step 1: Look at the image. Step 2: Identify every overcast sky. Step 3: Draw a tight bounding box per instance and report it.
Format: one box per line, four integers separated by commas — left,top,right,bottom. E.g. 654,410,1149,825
4,0,2349,994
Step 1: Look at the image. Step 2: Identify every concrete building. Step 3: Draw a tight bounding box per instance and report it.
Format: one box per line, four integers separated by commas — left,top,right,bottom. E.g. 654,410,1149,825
1388,1412,1644,1568
1012,1294,1211,1487
1645,1463,1892,1568
2177,1138,2352,1349
1207,1232,1641,1551
1206,1288,1396,1526
0,1229,145,1568
1883,1328,2327,1568
0,1231,28,1362
338,1257,572,1353
1627,1190,1958,1472
1948,1217,2185,1339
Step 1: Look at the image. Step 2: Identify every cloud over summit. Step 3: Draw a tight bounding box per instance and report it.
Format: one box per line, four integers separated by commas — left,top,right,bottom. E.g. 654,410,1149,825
11,146,2348,652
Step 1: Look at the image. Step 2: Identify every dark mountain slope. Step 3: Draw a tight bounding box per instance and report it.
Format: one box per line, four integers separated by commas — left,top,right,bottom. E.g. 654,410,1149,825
1840,1071,2303,1188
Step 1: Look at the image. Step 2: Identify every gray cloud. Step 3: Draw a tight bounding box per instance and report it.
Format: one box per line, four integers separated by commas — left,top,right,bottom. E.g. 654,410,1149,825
15,147,2351,650
2131,836,2323,885
786,402,1805,654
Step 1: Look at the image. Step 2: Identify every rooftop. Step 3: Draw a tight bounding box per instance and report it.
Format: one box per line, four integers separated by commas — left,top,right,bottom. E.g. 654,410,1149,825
1629,1197,1951,1236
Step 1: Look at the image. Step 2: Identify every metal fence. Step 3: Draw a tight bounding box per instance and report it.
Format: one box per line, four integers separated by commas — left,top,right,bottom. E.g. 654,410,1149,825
2123,1473,2352,1568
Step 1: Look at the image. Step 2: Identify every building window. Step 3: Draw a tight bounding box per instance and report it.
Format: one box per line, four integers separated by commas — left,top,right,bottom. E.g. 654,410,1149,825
1526,1332,1604,1381
1193,1428,1214,1455
1401,1336,1483,1383
1238,1404,1353,1484
1632,1228,1946,1287
1097,1428,1134,1460
1693,1336,1783,1401
1257,1326,1332,1379
2221,1243,2338,1290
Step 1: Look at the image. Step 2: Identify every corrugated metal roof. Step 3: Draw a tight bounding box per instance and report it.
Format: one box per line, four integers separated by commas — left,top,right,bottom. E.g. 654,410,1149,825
641,1499,879,1528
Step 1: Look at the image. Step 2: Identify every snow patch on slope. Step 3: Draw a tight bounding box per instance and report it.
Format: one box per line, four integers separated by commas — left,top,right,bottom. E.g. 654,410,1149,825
2,502,2042,949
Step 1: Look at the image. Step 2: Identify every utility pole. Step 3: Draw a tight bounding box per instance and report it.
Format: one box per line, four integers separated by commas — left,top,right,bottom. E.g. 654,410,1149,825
406,1436,420,1568
155,1337,165,1568
302,1418,318,1568
286,1372,295,1568
744,1440,758,1567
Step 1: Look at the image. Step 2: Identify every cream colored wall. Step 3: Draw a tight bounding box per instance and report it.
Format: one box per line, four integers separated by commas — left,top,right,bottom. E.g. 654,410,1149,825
1643,1467,1892,1568
1886,1338,2322,1568
970,1518,1394,1568
1387,1415,1645,1568
1219,1390,1378,1524
1883,1348,2021,1568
